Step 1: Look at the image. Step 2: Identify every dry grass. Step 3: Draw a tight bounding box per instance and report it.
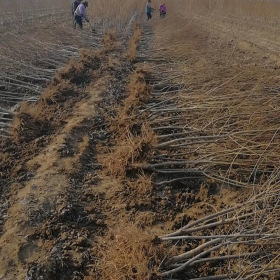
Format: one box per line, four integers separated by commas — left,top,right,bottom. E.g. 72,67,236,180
110,70,151,136
0,0,68,12
164,0,280,20
99,66,157,179
89,0,142,31
11,101,51,143
95,222,163,280
128,172,153,196
124,23,143,61
53,49,101,85
41,80,79,103
102,30,118,51
101,124,156,178
10,48,103,143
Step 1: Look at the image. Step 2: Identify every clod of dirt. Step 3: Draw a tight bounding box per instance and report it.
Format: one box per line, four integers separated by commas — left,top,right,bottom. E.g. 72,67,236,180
18,243,38,264
12,109,52,143
42,81,79,104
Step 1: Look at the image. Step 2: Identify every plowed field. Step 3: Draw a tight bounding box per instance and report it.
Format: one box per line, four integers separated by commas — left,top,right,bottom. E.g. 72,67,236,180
1,2,280,279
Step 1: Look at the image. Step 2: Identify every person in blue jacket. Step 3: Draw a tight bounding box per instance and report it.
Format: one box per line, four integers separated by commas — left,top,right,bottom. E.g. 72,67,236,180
146,0,154,21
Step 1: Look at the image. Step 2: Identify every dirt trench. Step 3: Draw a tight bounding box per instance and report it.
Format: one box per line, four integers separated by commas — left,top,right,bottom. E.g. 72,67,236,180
0,23,170,280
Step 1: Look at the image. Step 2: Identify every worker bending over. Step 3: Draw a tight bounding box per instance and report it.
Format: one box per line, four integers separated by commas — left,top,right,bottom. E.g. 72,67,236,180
74,1,89,29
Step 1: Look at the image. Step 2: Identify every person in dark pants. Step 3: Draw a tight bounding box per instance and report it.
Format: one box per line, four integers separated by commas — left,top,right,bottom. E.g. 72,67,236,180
72,0,81,28
74,1,89,29
146,0,154,21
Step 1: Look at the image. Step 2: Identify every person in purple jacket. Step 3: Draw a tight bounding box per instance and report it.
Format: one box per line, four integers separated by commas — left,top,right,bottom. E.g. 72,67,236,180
74,1,89,29
159,3,166,18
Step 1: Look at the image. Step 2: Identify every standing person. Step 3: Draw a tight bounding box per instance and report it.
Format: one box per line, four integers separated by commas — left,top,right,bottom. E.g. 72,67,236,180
146,0,154,21
74,1,89,29
159,3,166,18
72,0,81,28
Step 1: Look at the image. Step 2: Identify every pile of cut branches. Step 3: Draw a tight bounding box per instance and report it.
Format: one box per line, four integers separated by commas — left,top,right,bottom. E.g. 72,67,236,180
137,12,280,279
160,171,280,278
